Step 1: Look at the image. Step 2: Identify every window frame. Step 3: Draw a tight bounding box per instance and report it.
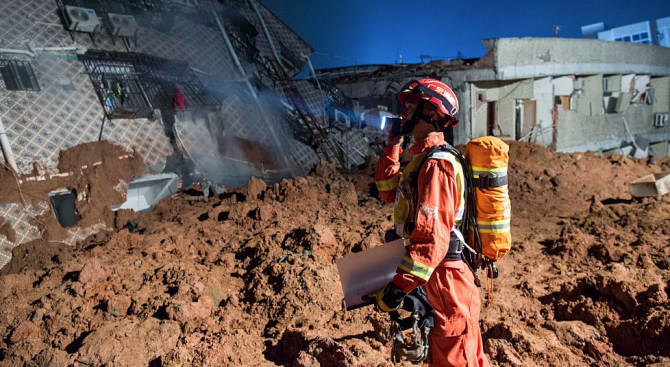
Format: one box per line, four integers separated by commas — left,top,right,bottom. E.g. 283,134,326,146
0,59,41,92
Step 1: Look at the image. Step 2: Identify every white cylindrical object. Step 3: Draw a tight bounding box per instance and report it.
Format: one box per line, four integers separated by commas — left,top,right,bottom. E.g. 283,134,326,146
0,117,20,172
34,46,78,52
0,48,35,57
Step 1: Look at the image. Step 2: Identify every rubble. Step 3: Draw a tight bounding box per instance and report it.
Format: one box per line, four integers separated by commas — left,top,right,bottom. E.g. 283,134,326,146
0,142,669,366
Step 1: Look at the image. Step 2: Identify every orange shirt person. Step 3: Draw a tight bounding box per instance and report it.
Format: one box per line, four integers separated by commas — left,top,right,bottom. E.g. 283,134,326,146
369,79,490,367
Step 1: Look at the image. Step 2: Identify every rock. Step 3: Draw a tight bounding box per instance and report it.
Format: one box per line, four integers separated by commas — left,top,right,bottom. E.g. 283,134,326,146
550,320,601,349
105,295,132,317
313,161,340,179
165,299,212,324
247,176,267,200
33,347,70,366
76,319,180,367
485,339,525,366
312,224,338,258
78,259,106,285
9,321,41,344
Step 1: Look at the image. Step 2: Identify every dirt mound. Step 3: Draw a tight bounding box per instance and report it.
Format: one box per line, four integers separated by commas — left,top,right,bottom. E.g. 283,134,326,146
0,142,669,366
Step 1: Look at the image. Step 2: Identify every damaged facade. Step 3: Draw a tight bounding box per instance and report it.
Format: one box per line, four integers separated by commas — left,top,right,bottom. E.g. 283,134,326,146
326,37,670,157
0,0,369,268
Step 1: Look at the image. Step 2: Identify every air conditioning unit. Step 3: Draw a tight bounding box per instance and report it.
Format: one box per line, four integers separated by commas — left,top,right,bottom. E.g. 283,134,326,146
106,13,139,38
65,5,100,33
654,113,669,128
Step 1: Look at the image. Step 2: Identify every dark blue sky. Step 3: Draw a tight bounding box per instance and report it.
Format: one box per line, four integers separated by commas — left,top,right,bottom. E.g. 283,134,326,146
259,0,670,70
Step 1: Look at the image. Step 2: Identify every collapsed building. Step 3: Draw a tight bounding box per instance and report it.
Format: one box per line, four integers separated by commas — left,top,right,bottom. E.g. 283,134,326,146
321,37,670,157
0,0,371,268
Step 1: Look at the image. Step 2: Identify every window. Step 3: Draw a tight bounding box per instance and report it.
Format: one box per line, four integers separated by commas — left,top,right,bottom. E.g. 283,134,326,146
0,60,40,91
81,50,219,119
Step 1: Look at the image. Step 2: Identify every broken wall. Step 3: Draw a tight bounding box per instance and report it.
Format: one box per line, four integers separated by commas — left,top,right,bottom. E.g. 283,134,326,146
0,0,315,268
489,38,670,79
652,76,670,113
557,103,655,152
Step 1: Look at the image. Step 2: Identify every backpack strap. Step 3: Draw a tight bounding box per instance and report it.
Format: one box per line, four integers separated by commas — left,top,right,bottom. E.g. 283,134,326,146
406,144,468,261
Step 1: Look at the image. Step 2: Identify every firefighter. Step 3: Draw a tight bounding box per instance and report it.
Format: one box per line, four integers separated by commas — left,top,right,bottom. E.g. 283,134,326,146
369,79,489,366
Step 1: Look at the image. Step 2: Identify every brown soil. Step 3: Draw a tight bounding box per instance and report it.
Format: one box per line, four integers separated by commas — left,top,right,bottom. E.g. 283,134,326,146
0,142,669,366
218,136,278,171
0,141,145,242
0,216,16,243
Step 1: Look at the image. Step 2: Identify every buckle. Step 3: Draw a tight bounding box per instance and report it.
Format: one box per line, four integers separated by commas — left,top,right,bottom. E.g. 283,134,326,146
478,174,491,189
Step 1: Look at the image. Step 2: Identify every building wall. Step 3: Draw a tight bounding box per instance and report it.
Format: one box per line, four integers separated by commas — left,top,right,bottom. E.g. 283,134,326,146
532,77,554,146
468,80,533,141
557,104,656,152
0,0,242,175
658,17,670,48
489,38,670,79
651,76,670,113
0,0,315,268
555,73,666,152
597,21,653,44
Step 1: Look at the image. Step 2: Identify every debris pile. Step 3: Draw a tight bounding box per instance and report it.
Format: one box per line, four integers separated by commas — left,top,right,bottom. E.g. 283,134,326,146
0,142,669,366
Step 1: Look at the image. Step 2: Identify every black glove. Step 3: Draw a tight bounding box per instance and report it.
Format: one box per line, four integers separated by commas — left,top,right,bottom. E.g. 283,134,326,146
366,282,406,312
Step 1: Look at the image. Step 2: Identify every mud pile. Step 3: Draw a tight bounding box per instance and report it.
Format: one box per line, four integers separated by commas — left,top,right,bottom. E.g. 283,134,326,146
0,141,145,242
1,142,669,366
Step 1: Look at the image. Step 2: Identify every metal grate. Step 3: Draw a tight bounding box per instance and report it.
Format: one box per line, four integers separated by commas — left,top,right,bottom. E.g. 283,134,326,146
0,60,40,92
81,50,219,119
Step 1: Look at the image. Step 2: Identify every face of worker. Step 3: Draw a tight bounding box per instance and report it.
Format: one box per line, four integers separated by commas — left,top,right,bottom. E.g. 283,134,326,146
400,95,442,142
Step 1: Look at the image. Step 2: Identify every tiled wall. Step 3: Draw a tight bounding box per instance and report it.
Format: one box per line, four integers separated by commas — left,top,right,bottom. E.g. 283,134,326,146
0,0,316,268
1,59,103,174
0,201,105,269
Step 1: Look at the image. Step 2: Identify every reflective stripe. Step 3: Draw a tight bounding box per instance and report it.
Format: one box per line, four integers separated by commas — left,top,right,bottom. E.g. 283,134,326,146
398,255,434,281
431,151,465,222
376,175,400,192
472,166,507,179
477,219,511,233
478,227,510,234
471,166,508,173
477,219,510,225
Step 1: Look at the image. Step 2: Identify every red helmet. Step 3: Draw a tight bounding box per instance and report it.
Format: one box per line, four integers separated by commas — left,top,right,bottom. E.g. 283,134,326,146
397,79,459,127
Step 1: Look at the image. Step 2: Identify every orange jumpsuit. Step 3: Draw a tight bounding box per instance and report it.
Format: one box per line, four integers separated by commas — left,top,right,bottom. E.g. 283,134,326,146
375,133,489,367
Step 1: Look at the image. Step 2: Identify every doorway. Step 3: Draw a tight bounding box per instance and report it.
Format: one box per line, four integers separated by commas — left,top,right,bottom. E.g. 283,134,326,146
487,101,497,136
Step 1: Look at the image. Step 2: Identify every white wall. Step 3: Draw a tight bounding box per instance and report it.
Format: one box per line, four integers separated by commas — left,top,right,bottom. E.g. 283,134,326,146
532,77,554,146
598,21,653,44
658,17,670,47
